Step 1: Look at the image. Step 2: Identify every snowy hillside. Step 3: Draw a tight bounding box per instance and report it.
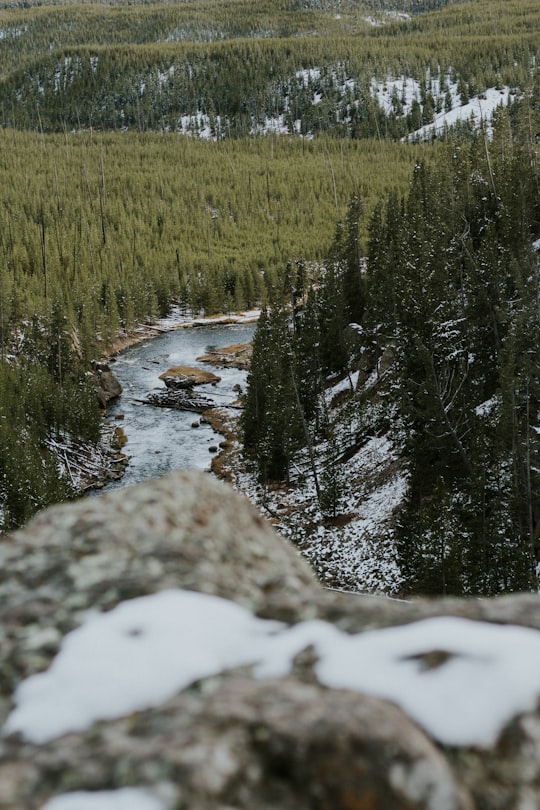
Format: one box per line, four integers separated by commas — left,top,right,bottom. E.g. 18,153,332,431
228,366,407,596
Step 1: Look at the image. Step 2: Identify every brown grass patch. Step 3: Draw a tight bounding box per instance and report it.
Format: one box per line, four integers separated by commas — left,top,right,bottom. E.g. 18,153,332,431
197,342,252,369
204,407,241,482
323,512,356,528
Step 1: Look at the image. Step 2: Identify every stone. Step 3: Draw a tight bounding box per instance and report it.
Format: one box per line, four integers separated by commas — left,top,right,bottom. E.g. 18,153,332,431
159,366,221,386
2,472,540,809
161,374,194,390
0,472,319,690
1,678,472,810
92,361,123,408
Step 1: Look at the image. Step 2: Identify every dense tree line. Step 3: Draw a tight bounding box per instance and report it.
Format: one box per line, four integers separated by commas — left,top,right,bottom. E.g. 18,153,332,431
0,309,100,531
0,129,419,360
243,91,540,595
0,0,538,135
366,100,540,595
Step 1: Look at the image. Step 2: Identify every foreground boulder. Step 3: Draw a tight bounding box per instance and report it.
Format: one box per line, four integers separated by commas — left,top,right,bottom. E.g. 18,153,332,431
1,472,540,809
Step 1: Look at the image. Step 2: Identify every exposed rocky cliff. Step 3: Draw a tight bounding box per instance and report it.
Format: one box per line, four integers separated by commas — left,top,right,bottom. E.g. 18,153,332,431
1,472,540,809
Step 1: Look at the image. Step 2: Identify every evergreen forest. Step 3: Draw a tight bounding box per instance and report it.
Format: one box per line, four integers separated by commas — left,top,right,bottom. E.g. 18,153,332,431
1,0,540,597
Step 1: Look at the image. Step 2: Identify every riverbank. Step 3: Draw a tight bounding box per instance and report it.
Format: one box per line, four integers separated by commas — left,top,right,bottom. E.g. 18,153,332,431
94,319,256,492
203,406,244,482
53,423,130,493
107,307,260,358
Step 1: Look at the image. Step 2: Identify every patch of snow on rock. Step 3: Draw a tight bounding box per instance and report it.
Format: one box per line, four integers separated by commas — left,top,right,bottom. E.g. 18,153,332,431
6,590,540,749
41,788,168,810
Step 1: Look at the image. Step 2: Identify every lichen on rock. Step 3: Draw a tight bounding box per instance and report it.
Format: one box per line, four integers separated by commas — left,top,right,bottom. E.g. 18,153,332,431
1,472,540,809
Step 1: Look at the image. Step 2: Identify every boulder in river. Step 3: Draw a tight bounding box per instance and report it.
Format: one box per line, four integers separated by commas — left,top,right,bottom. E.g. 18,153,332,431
159,365,221,386
92,361,123,408
161,374,194,391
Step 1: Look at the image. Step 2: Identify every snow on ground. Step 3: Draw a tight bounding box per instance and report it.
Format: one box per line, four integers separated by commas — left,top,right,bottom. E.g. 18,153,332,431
364,10,410,26
0,25,26,39
6,589,540,749
71,65,515,141
405,86,513,141
475,396,499,418
233,420,405,595
296,436,406,594
135,305,260,333
325,370,360,403
41,788,168,810
229,361,407,596
370,70,463,118
370,74,427,116
251,115,292,136
177,112,216,139
150,64,513,142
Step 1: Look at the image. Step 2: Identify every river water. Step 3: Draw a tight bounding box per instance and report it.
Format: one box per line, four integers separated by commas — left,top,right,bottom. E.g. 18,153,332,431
103,321,255,490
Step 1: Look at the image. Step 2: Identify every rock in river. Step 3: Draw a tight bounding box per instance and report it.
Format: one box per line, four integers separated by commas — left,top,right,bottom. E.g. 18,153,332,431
158,365,221,386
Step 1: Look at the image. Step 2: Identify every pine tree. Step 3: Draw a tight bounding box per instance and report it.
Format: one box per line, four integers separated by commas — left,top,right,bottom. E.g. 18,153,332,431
319,433,346,519
293,286,323,424
317,262,348,376
340,194,366,326
242,300,304,483
398,477,465,596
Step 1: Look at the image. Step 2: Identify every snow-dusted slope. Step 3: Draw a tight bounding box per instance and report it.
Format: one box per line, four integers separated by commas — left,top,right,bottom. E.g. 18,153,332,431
405,86,514,141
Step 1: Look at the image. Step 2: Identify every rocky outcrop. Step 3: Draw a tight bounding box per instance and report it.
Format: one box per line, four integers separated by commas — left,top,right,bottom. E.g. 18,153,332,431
1,472,540,809
92,361,123,408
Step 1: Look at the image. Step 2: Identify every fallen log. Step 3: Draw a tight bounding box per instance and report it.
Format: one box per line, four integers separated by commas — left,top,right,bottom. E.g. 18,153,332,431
140,389,216,412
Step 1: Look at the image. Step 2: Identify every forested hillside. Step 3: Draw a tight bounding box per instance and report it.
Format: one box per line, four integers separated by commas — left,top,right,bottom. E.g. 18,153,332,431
0,0,537,134
1,0,540,598
242,94,540,595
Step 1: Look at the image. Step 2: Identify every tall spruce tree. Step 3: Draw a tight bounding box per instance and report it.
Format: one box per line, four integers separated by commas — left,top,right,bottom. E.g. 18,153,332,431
242,300,304,483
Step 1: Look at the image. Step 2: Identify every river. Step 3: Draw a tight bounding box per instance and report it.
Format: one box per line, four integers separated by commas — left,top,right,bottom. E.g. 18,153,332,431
103,321,255,491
